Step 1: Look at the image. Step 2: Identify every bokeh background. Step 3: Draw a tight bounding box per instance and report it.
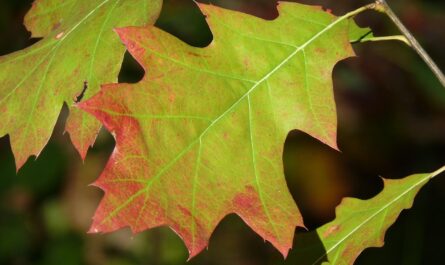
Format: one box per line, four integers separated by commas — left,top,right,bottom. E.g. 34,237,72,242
1,0,445,264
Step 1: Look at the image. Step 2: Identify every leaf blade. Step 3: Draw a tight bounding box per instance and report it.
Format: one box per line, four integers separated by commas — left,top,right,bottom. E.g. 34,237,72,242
292,169,443,265
80,2,365,258
0,0,162,167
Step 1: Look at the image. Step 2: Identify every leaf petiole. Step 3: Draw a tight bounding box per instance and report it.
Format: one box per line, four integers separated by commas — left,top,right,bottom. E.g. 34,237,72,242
374,0,445,87
356,35,411,46
342,1,445,87
341,2,380,19
430,165,445,179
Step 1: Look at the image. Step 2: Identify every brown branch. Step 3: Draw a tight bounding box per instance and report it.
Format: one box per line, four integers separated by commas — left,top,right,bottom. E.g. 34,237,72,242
375,0,445,87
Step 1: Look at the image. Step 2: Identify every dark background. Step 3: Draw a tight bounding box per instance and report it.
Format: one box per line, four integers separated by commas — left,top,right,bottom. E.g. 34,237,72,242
1,0,445,264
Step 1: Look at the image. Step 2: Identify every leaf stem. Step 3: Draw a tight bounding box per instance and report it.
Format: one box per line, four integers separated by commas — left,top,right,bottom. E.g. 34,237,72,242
374,0,445,87
343,2,381,19
430,165,445,179
358,35,411,46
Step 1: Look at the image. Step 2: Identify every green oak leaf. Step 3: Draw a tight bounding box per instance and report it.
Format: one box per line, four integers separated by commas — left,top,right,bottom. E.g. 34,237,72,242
80,2,368,258
0,0,162,168
291,168,445,265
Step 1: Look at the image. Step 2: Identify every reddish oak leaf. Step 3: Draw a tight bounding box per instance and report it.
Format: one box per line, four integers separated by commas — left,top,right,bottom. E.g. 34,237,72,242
80,2,363,258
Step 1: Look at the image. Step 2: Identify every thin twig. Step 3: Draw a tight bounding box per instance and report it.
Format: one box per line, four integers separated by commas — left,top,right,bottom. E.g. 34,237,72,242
375,0,445,87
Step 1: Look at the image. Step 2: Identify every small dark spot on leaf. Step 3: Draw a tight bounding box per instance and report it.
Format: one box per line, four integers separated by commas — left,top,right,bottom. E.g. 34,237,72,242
75,81,88,103
52,22,61,31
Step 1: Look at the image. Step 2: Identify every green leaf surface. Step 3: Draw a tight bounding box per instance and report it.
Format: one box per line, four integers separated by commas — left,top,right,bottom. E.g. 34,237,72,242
0,0,162,168
80,2,365,258
292,168,445,265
